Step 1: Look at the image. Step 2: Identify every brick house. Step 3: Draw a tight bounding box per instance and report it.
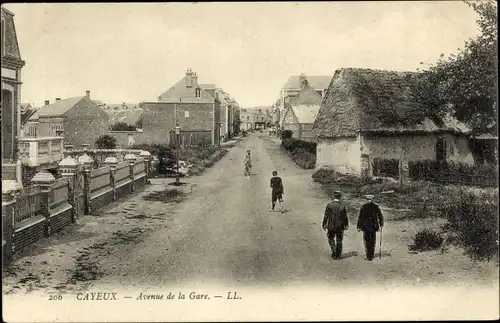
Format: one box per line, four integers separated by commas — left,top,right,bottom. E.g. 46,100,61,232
313,68,474,177
1,7,25,162
282,78,322,141
141,68,221,146
29,91,109,148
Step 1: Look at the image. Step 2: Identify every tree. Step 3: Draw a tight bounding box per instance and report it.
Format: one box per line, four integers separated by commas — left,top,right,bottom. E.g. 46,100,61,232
417,0,498,135
110,122,136,131
95,135,117,149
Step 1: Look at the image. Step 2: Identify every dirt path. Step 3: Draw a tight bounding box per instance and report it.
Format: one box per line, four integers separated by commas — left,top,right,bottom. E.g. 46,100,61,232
2,133,498,321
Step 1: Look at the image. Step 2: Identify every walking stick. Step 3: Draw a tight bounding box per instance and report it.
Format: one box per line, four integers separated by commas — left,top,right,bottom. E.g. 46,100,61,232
379,227,383,259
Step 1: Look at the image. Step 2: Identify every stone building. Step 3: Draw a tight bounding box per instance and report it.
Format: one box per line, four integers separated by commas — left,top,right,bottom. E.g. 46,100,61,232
28,91,110,148
141,68,221,146
313,68,474,176
282,78,322,141
1,7,25,161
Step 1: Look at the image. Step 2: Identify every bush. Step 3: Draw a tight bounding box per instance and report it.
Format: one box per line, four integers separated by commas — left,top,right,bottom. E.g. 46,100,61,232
438,189,499,261
291,148,316,169
281,130,293,139
409,160,498,186
373,158,399,178
110,122,137,131
409,229,444,251
95,135,117,149
281,138,316,154
130,143,175,176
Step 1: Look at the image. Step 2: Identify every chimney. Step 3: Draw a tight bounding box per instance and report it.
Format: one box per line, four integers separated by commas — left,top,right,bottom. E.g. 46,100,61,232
44,100,50,106
299,73,308,90
85,90,90,99
185,68,193,88
55,98,61,101
192,72,198,88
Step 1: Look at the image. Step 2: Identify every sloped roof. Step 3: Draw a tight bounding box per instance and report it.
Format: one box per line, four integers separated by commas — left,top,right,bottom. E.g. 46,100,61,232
158,76,215,104
21,108,38,125
1,8,22,60
200,84,216,90
282,75,332,91
313,68,471,138
107,109,143,126
291,104,321,124
30,96,84,120
20,103,31,110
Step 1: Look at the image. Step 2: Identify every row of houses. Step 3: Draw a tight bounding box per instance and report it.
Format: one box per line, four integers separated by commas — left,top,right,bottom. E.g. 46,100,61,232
2,8,242,189
22,68,242,148
239,107,272,131
271,68,498,176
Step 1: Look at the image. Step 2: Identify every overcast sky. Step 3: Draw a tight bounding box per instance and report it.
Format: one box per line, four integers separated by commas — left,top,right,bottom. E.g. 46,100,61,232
5,2,480,108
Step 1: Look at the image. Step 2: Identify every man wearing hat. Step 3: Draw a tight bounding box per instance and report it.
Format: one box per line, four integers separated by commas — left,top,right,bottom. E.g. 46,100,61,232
357,195,384,261
322,191,349,259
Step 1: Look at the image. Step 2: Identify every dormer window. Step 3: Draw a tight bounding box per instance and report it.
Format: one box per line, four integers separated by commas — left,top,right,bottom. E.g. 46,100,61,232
195,88,201,98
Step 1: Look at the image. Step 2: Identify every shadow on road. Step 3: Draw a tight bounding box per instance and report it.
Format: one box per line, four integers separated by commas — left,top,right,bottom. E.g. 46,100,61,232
339,251,359,259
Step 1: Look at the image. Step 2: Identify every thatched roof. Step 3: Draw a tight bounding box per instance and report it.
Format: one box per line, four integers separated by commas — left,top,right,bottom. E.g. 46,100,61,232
313,68,471,138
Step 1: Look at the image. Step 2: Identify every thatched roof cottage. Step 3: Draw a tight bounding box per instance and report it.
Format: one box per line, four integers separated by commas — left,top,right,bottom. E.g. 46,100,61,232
312,68,474,176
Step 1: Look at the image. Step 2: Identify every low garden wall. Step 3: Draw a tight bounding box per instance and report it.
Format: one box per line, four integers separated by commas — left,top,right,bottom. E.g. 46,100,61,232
2,151,152,263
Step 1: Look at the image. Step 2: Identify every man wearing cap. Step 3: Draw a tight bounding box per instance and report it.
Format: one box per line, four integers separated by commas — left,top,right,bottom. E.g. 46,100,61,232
357,195,384,261
322,191,349,259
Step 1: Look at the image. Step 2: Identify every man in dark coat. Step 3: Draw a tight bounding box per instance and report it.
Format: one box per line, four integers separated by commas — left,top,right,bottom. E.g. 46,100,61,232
322,191,349,259
269,170,284,213
357,195,384,261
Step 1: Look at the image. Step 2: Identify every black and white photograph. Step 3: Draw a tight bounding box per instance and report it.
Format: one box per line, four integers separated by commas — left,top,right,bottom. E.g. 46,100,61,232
1,1,499,321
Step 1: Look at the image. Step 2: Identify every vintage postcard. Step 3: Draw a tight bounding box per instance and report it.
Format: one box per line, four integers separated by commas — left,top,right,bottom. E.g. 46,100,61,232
1,1,499,322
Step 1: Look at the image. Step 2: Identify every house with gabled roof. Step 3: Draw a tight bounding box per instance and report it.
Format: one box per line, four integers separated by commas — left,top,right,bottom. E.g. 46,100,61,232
27,90,109,148
282,78,322,141
313,68,474,176
141,68,221,146
276,73,332,127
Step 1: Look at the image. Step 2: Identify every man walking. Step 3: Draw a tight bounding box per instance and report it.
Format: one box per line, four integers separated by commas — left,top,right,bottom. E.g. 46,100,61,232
322,191,349,259
357,195,384,261
269,170,284,213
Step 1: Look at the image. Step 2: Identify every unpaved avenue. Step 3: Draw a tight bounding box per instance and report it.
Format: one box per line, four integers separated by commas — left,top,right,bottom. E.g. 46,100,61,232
91,134,498,289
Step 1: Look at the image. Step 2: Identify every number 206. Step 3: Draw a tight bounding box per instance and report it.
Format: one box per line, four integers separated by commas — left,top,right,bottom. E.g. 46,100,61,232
49,294,62,300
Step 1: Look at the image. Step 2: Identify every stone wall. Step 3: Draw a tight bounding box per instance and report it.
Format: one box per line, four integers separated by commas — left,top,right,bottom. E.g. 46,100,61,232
362,133,474,165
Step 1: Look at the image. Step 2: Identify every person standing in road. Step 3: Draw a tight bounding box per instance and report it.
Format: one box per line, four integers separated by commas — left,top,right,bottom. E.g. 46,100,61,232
244,150,252,178
269,170,284,213
322,191,349,259
357,194,384,261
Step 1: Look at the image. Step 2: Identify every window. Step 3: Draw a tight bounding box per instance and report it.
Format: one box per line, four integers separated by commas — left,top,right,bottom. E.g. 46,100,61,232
184,110,189,118
195,88,201,98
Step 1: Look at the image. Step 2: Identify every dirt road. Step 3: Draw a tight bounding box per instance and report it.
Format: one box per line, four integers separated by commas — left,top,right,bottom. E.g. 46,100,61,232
3,133,498,321
93,134,498,288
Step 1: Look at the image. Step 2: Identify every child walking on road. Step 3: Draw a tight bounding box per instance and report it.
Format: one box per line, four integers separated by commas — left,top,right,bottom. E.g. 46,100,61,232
269,171,284,213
